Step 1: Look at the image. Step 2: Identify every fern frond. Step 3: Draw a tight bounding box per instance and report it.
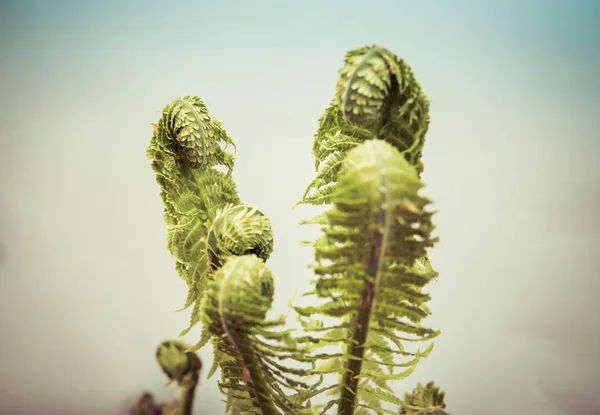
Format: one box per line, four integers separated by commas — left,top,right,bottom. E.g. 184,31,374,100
299,46,430,207
399,381,450,415
149,95,236,170
206,204,275,271
155,339,202,387
199,255,318,415
177,202,276,340
155,339,202,415
295,140,439,414
147,96,242,335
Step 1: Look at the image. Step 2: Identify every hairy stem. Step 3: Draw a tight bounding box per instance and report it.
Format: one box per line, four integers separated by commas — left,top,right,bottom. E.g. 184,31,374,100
338,154,389,415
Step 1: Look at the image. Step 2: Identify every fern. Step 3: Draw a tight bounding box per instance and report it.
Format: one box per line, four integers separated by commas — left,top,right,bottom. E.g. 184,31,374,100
399,382,450,415
143,45,450,415
147,96,278,339
155,339,202,415
206,204,275,271
199,255,318,415
295,140,439,415
299,45,430,207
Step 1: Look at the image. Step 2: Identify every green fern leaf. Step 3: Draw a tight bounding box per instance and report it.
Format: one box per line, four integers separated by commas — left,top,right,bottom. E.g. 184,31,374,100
296,140,440,414
206,204,275,271
147,96,246,337
200,255,318,415
299,46,430,207
399,381,450,415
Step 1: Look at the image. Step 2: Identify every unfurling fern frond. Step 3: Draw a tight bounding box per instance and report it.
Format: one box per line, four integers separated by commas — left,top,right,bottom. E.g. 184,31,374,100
147,96,242,335
156,339,202,387
179,201,276,340
149,95,236,171
207,204,275,271
299,46,430,207
199,255,318,415
155,339,203,415
295,140,440,415
399,381,450,415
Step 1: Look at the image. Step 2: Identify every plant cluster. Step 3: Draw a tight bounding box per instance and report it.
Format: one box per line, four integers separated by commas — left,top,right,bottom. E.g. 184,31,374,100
133,45,450,415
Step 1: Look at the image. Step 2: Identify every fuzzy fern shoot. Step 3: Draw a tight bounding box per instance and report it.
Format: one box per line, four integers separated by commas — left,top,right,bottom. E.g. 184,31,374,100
295,140,439,414
199,255,317,415
141,45,449,415
146,95,276,340
299,45,430,207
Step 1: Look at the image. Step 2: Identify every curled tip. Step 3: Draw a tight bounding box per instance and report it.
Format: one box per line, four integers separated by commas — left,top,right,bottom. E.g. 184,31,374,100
211,255,276,325
155,339,202,385
206,204,274,270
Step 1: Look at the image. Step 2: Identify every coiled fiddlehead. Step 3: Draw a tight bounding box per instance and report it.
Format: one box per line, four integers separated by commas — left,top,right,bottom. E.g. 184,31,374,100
152,96,236,170
198,255,317,415
148,96,253,337
299,45,430,207
155,339,203,415
206,204,275,271
185,202,275,347
295,140,439,415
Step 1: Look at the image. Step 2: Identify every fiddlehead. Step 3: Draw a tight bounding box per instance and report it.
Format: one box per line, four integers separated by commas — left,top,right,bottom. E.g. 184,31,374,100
206,204,275,271
150,95,236,171
147,96,241,335
399,382,450,415
295,140,439,415
184,202,276,346
155,339,202,415
199,255,317,415
299,46,430,207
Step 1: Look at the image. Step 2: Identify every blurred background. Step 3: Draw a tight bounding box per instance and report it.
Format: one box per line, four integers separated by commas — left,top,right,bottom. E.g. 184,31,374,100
0,1,599,414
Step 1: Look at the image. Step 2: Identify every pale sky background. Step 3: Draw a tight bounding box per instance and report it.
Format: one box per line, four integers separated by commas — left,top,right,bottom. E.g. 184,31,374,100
0,1,599,414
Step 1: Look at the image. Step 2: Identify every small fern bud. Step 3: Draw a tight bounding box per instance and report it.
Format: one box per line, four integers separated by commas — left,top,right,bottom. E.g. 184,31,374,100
129,392,160,415
155,339,202,386
199,255,316,414
201,255,275,336
206,204,275,270
399,381,449,415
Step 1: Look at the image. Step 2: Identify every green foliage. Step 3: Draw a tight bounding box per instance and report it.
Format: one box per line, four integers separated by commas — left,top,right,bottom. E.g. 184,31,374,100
399,382,450,415
294,140,439,414
199,255,317,415
206,204,275,271
156,339,202,387
146,96,274,339
145,45,448,415
154,339,202,415
299,45,430,208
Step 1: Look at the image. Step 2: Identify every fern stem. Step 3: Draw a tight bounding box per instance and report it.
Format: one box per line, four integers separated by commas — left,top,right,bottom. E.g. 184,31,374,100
221,312,279,415
179,373,199,415
338,169,388,415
